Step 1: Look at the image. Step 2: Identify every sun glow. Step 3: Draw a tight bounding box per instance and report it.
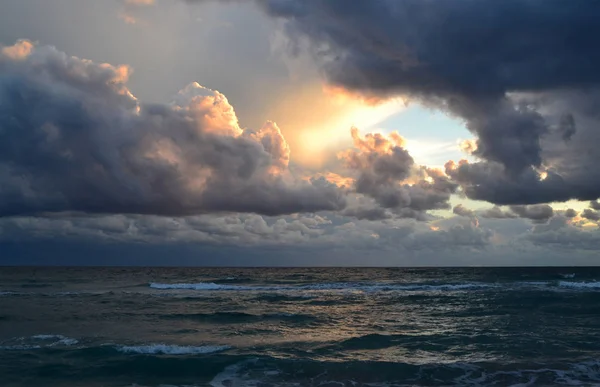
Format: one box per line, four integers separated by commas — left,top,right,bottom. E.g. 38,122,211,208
269,82,406,168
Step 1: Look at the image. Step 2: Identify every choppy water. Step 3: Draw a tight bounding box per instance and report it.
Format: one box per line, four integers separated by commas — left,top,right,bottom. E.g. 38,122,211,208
2,267,600,386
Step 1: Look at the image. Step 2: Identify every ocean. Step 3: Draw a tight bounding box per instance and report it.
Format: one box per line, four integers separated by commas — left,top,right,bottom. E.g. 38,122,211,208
1,267,600,386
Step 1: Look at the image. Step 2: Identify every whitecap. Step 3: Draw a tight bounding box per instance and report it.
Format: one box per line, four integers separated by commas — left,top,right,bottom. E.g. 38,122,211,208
30,334,78,346
559,281,600,289
117,344,230,355
150,282,251,291
0,334,78,350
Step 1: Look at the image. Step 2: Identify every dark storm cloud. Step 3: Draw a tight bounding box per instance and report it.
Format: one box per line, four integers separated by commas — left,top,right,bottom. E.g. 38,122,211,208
0,40,345,217
186,0,600,205
590,201,600,211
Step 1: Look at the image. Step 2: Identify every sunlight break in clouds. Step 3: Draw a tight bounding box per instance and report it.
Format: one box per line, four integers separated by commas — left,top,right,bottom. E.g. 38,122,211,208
269,82,406,169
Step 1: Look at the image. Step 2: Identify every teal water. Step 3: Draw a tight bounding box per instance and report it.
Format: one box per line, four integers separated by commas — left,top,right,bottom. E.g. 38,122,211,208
1,267,600,386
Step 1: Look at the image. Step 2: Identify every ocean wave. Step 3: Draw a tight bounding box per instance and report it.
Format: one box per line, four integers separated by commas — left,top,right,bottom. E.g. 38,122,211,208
208,357,600,387
117,344,230,355
149,280,600,294
0,344,42,350
559,280,600,289
0,290,92,297
161,311,318,324
0,335,78,350
150,282,252,291
31,334,79,346
149,281,494,293
214,277,256,284
254,294,315,302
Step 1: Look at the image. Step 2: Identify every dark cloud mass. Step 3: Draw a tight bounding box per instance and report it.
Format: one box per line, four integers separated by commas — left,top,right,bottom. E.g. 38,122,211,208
339,128,457,219
582,209,600,222
509,205,554,224
564,208,578,219
220,0,600,206
480,206,517,220
478,204,553,223
0,40,345,217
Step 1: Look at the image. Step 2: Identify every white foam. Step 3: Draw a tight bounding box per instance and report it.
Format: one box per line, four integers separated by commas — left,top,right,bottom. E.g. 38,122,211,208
559,281,600,289
32,334,64,340
31,334,78,346
150,282,251,291
117,344,230,355
561,273,576,279
0,334,78,350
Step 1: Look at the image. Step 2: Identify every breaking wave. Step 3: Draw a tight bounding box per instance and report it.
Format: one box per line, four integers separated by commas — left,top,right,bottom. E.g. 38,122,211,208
150,282,253,291
116,344,230,355
0,334,78,350
559,280,600,289
207,357,600,387
150,280,600,293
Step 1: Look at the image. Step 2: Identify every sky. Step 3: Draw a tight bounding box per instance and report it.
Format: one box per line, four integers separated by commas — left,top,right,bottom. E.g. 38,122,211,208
1,0,600,266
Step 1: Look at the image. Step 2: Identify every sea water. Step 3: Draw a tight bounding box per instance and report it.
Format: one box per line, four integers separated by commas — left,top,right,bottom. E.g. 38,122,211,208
1,267,600,386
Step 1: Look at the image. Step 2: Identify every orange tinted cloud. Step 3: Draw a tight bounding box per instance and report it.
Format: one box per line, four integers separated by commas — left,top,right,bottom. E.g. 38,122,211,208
322,84,390,106
1,40,34,60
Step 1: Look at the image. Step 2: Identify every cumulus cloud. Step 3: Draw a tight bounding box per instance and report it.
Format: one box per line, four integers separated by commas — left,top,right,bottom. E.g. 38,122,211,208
338,128,457,219
191,0,600,206
564,208,578,218
582,209,600,222
479,206,517,219
0,40,345,217
509,204,554,224
478,204,553,223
